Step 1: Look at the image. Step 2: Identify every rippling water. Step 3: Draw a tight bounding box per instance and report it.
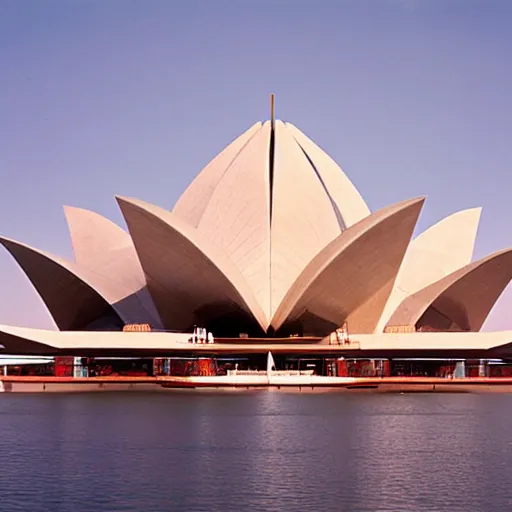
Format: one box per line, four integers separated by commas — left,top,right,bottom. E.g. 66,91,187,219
0,391,511,511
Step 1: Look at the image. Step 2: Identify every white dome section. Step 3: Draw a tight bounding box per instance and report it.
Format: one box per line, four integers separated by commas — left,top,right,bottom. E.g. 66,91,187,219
173,122,262,227
171,117,373,319
285,122,370,228
270,120,341,315
197,122,272,322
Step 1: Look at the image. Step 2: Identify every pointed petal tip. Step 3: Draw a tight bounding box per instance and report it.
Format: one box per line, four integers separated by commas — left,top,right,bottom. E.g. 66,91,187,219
115,195,141,206
62,204,87,221
0,235,21,248
379,196,425,217
115,197,159,219
115,195,138,210
397,196,426,214
448,206,483,218
62,204,99,216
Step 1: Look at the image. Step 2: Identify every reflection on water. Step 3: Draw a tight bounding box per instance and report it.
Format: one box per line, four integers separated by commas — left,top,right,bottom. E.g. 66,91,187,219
0,391,511,511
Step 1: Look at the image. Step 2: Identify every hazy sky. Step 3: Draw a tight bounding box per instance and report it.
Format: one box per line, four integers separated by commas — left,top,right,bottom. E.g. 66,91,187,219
1,0,511,331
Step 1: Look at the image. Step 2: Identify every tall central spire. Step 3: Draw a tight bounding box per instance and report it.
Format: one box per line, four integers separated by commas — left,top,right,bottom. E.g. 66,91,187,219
268,93,276,319
269,93,276,225
270,93,275,126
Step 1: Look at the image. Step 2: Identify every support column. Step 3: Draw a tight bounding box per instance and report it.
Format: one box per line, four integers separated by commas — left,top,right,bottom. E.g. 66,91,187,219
454,361,466,379
478,359,487,377
73,357,82,378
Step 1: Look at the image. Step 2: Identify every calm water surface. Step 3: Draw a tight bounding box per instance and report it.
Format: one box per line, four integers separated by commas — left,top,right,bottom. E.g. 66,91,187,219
0,391,511,511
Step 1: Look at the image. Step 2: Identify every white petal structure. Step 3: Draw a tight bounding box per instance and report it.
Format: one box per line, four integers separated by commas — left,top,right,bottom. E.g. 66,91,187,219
171,119,371,320
116,196,268,332
376,208,482,332
387,249,512,331
270,120,343,315
285,122,370,227
64,206,132,267
1,113,508,337
173,122,262,227
270,197,425,334
195,122,272,320
64,206,163,328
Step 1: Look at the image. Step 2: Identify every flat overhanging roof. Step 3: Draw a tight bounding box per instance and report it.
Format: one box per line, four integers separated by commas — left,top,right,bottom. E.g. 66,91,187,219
1,324,512,358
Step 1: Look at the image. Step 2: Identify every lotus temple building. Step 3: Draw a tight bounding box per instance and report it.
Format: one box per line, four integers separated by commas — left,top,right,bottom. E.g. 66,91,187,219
1,98,512,387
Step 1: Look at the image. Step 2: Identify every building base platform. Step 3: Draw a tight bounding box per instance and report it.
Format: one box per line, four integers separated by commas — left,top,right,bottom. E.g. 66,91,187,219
0,376,164,393
2,375,512,393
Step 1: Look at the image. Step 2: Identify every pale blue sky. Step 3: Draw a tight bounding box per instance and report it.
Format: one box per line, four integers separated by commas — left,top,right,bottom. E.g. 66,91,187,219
1,0,511,330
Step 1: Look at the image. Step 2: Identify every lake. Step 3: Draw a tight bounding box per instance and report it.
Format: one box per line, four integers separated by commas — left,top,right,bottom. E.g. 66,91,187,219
0,391,511,511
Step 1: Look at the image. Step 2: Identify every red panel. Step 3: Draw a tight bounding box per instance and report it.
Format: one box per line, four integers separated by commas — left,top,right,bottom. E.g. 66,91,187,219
336,359,348,377
54,356,74,377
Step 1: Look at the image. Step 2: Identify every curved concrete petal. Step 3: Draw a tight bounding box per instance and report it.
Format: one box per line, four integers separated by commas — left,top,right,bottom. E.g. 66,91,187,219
285,122,370,227
64,206,132,266
197,122,271,320
270,120,342,315
270,197,425,334
116,196,268,331
64,206,163,328
0,237,121,330
376,207,482,331
172,122,262,227
169,118,376,320
387,248,512,331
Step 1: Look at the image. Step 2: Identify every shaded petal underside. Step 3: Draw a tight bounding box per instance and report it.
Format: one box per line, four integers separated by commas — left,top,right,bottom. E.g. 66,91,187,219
0,237,120,330
116,196,268,331
376,207,482,331
387,248,512,331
